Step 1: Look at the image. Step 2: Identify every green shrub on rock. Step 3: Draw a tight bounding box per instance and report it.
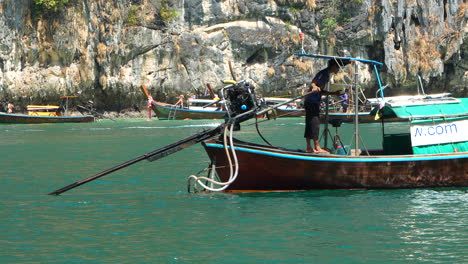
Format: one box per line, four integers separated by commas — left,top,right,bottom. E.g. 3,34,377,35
33,0,69,12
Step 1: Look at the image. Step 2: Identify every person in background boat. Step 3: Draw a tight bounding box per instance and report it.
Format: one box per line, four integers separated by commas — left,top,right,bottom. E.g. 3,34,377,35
304,59,342,153
7,103,14,113
188,93,196,106
339,88,349,113
174,94,184,108
85,100,95,112
147,96,154,121
212,93,221,109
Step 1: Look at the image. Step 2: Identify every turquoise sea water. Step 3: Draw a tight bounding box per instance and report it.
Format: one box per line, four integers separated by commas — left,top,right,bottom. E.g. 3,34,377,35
1,118,467,263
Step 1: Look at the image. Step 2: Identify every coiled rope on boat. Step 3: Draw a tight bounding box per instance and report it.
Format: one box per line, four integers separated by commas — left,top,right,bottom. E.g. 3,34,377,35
187,122,240,192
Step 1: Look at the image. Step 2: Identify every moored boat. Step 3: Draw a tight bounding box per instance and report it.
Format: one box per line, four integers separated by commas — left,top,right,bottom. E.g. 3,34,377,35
261,97,305,118
261,97,407,122
191,54,468,192
0,112,95,123
0,99,95,124
151,99,227,120
199,98,468,191
201,135,467,191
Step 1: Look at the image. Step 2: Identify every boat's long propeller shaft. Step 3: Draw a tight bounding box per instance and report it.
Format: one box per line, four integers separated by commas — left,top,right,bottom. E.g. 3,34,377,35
48,82,310,195
48,125,224,195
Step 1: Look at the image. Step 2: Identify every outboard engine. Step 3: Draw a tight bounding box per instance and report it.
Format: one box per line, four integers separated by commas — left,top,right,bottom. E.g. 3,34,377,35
220,80,259,131
222,80,258,118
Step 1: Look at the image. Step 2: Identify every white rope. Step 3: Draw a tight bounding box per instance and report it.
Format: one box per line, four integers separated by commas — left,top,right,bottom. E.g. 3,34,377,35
187,123,237,191
187,122,240,192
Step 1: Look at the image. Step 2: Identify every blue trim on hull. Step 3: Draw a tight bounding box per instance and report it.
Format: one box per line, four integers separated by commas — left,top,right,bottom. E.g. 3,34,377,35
294,53,385,66
0,112,94,120
204,143,468,162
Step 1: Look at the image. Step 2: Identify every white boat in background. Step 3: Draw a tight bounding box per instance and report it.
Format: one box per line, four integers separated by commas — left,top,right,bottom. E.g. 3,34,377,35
261,97,305,117
366,93,452,107
151,98,227,120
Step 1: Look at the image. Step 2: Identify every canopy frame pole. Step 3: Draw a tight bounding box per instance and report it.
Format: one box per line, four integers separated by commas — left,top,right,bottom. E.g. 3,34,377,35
354,62,360,156
374,64,384,100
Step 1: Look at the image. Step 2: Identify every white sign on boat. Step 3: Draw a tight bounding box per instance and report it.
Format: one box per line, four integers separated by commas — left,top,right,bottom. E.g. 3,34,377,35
410,119,468,146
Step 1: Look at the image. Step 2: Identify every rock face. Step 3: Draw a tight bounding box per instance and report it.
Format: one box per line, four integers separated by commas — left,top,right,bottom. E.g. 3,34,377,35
0,0,466,112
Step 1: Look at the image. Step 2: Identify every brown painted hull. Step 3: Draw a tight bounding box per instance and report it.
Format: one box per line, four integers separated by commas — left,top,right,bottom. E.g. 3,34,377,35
202,139,468,191
0,113,95,123
152,101,226,120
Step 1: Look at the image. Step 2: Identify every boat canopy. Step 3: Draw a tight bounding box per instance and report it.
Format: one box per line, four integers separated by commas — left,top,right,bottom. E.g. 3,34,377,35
371,98,468,155
27,105,61,110
294,53,384,66
370,98,468,120
294,52,386,97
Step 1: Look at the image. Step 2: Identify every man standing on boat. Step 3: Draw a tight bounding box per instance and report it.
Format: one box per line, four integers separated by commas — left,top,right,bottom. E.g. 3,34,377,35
304,59,341,153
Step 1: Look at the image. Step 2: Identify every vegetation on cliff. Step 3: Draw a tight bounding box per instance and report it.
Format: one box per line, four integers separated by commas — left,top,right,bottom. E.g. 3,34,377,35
160,3,179,22
32,0,69,18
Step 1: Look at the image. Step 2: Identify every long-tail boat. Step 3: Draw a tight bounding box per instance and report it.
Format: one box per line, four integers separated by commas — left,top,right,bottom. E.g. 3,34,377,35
201,100,468,190
261,97,305,118
0,97,95,124
151,95,385,121
261,92,451,123
0,112,95,124
48,54,467,196
150,99,227,120
194,54,468,192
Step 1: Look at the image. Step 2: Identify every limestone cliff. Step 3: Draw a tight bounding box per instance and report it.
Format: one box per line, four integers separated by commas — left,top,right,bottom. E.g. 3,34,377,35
0,0,466,112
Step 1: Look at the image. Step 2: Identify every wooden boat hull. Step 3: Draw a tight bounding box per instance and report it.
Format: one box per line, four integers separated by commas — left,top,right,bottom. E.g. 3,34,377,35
202,139,468,191
152,101,226,120
0,113,95,123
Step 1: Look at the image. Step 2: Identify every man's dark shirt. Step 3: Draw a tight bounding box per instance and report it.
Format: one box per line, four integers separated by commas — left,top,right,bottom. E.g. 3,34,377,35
305,68,330,104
